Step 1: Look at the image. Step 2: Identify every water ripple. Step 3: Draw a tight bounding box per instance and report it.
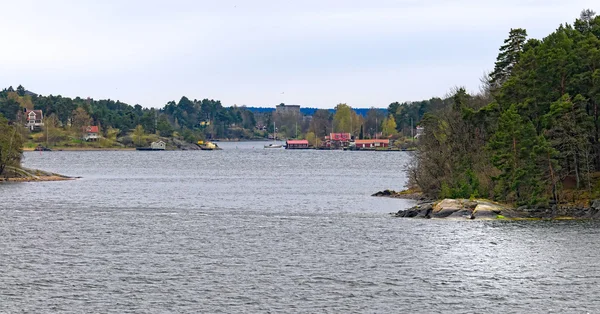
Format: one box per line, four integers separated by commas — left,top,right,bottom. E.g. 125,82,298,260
1,151,600,312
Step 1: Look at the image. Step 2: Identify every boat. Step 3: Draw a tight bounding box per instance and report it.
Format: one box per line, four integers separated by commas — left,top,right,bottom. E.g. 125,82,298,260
197,140,222,150
264,122,283,148
35,144,52,151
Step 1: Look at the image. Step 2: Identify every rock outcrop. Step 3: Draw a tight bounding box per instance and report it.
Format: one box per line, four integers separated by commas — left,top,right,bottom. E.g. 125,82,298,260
375,189,600,220
395,199,512,220
0,166,76,182
393,198,600,220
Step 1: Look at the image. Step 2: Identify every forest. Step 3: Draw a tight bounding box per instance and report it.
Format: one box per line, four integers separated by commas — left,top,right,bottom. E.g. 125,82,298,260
0,86,264,150
406,10,600,206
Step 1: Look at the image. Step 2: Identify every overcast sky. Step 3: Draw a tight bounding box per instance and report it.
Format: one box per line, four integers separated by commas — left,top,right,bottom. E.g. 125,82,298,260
0,0,597,108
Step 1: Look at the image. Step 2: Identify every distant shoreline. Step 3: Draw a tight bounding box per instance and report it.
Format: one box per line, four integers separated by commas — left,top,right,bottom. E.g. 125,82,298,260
22,145,411,152
23,147,136,152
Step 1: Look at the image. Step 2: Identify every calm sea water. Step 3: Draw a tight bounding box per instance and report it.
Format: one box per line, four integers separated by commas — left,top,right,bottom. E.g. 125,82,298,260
1,142,600,313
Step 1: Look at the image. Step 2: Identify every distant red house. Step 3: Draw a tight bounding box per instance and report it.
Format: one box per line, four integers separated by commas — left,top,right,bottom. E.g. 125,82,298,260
325,132,352,148
83,126,99,141
286,139,309,149
329,133,351,141
354,139,389,149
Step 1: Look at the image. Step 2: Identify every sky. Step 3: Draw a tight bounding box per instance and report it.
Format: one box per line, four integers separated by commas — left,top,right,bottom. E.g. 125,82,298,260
0,0,597,109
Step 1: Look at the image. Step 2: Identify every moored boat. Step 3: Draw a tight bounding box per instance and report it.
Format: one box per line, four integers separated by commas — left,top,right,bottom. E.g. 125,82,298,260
197,140,222,150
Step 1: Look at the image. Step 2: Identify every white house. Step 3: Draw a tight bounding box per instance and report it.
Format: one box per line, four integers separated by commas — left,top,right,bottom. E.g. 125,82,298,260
25,110,44,131
83,126,100,141
415,126,425,139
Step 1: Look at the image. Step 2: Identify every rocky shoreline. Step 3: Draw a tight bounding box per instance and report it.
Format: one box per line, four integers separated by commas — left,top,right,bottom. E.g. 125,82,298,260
372,190,600,220
0,166,77,183
371,189,432,202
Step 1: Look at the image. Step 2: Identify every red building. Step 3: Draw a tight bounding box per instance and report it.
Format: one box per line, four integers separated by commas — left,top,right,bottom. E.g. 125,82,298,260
354,139,389,149
83,126,100,141
286,139,309,149
325,133,352,148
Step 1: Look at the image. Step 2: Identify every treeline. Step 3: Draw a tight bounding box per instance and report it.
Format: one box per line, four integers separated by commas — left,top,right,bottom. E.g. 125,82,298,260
0,87,262,145
246,107,387,116
408,9,600,205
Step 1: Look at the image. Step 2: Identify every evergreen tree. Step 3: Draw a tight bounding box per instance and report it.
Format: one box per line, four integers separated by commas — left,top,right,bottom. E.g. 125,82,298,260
575,9,597,33
0,98,21,122
359,125,364,140
490,28,528,88
545,94,594,190
16,85,25,97
488,105,542,204
156,115,174,137
0,115,24,176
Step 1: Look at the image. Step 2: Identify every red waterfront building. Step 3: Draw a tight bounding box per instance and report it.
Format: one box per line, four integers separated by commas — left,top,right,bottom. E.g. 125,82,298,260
286,139,309,149
325,133,352,148
354,139,390,149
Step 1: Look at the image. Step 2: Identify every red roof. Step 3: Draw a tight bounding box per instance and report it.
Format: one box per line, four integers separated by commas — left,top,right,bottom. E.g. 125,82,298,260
287,140,309,145
86,126,99,133
329,133,351,141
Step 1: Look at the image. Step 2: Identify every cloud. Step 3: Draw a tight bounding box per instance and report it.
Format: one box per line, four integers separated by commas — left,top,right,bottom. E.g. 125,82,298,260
0,0,597,107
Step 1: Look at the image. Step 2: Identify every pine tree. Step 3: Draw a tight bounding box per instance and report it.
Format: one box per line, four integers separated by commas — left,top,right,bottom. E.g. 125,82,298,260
545,94,594,190
575,9,597,33
16,85,25,97
490,28,528,88
489,105,542,204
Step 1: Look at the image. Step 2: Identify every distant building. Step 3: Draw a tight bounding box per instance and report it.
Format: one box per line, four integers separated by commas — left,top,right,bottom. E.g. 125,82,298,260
415,126,425,138
355,139,390,149
325,133,352,148
151,141,166,150
83,126,100,141
276,104,301,115
25,110,44,131
286,139,309,149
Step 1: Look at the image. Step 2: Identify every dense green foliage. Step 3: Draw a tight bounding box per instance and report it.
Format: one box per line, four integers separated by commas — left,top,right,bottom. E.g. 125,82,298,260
408,10,600,205
0,114,24,176
0,89,260,146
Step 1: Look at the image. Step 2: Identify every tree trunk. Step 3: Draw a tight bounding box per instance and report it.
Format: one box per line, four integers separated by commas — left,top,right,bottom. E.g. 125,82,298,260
574,153,580,190
595,101,600,168
548,152,558,203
